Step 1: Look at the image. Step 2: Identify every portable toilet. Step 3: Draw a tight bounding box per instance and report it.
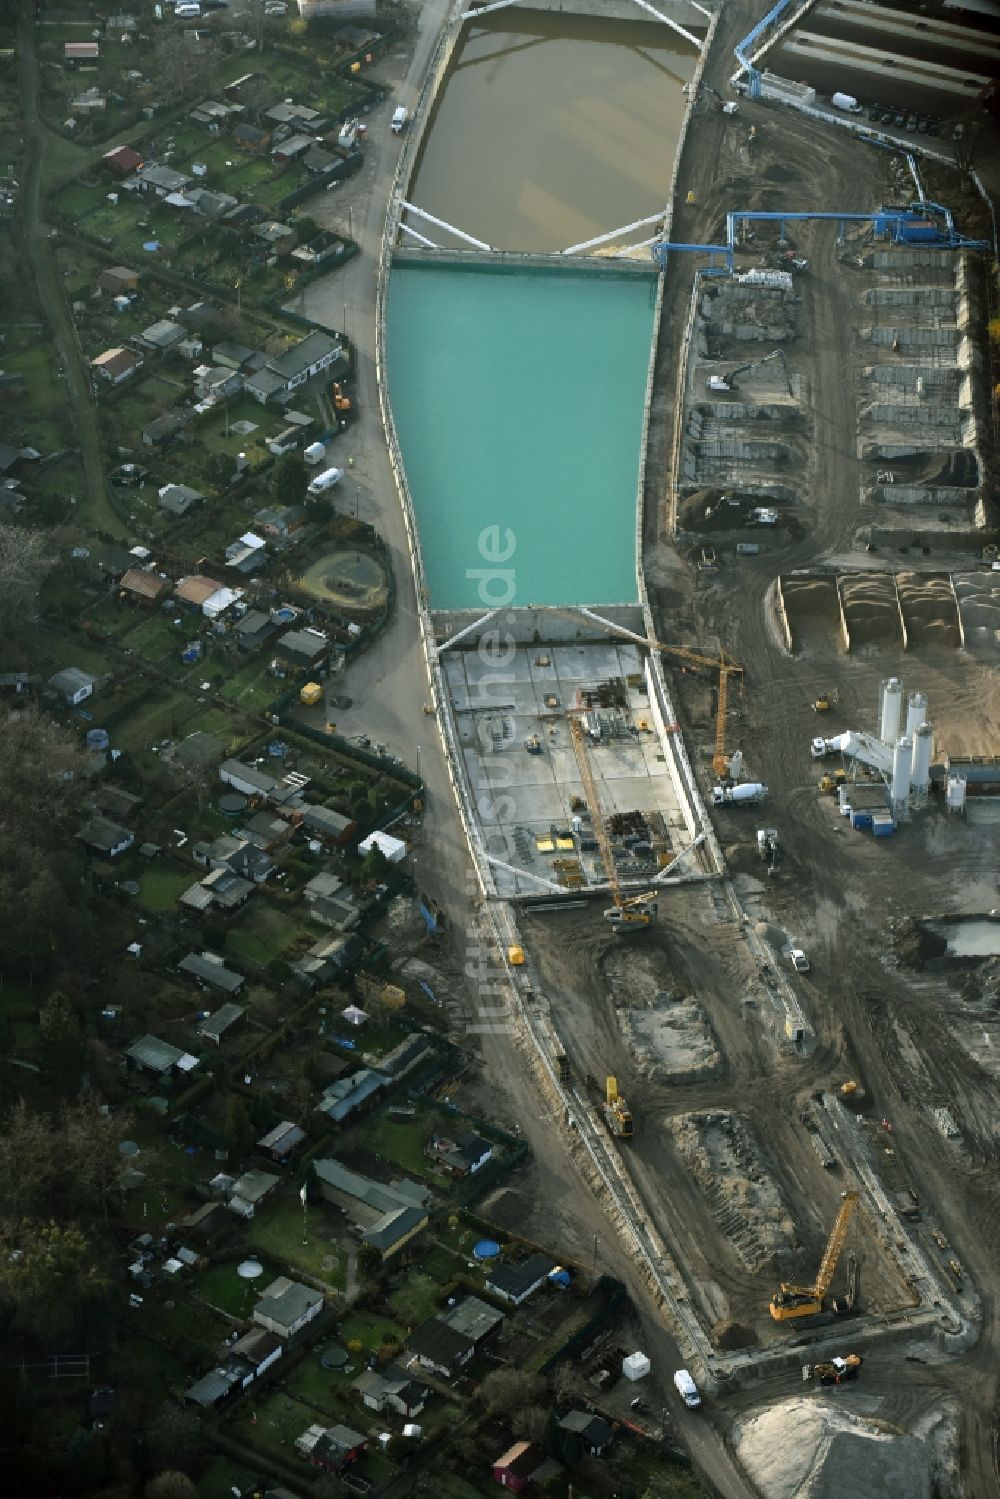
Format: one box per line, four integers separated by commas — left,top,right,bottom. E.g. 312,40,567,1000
299,681,323,706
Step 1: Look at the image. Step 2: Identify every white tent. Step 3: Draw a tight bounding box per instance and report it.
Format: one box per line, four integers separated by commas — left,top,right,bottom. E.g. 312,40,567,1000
342,1005,369,1027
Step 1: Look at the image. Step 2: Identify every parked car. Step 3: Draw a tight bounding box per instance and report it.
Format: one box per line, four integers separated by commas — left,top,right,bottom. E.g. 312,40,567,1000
789,947,810,974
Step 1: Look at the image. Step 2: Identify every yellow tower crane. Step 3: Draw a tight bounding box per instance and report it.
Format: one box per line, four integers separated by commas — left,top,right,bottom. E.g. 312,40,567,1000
654,645,744,778
770,1190,860,1322
568,715,657,932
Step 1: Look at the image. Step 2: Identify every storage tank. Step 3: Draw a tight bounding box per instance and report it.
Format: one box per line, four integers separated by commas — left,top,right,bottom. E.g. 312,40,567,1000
891,736,912,816
905,691,927,741
911,722,932,798
946,775,967,815
879,677,903,745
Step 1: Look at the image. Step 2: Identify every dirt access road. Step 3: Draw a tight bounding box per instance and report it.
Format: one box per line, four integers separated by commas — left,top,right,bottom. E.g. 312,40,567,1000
633,3,1000,1488
15,3,119,536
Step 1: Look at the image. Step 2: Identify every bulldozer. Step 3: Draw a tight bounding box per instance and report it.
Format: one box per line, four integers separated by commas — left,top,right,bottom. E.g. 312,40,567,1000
602,1076,634,1139
818,769,848,794
808,1353,863,1386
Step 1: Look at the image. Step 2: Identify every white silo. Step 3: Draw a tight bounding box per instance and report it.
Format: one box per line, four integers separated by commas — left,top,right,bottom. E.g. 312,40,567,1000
946,775,967,815
905,691,928,741
879,677,903,745
891,736,912,818
910,722,932,801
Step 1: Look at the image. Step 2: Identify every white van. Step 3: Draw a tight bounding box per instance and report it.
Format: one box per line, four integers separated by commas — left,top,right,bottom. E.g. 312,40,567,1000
831,92,862,114
307,466,344,495
174,3,201,16
303,441,327,466
391,106,409,135
674,1369,702,1409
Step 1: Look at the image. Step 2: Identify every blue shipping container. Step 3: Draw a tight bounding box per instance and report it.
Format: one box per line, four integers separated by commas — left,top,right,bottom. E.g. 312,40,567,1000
872,817,896,838
851,812,873,830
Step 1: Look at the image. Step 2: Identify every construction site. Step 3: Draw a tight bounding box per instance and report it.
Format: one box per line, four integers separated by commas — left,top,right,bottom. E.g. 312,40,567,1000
374,0,1000,1493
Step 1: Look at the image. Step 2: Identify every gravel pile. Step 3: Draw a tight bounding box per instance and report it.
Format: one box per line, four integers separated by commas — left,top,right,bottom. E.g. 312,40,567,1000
735,1399,930,1499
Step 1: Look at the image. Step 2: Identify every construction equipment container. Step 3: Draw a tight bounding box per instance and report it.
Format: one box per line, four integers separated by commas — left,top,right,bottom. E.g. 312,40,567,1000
299,682,323,706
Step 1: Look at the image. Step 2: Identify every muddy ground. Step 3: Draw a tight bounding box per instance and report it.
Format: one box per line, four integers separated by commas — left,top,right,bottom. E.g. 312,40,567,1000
624,17,1000,1492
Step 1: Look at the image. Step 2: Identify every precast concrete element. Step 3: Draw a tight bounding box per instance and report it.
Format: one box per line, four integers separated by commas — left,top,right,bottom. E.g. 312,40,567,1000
780,31,990,105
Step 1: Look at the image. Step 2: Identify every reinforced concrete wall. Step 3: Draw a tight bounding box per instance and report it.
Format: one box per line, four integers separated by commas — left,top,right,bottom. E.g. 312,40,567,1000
495,0,707,24
431,604,647,644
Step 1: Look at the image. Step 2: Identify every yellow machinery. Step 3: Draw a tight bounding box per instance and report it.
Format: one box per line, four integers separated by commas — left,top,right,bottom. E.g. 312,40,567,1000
770,1190,860,1321
568,716,657,932
655,645,743,778
819,769,847,794
810,1352,863,1385
603,1076,634,1138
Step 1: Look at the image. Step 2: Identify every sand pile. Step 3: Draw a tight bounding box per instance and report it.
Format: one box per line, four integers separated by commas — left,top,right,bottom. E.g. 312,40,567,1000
840,574,902,646
896,573,960,649
735,1399,930,1499
621,997,722,1084
953,573,1000,648
780,576,839,623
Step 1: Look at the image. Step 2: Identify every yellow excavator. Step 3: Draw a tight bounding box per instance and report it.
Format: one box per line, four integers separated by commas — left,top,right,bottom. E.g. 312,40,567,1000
770,1190,860,1322
568,716,657,932
602,1076,634,1138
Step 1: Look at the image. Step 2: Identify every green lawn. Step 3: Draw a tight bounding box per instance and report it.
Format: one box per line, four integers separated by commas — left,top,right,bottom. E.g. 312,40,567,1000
197,1260,263,1321
199,1454,263,1499
225,904,308,968
244,1196,348,1289
280,1352,364,1421
125,613,190,663
353,1114,451,1187
141,1292,228,1361
388,1270,444,1332
220,655,281,712
112,687,202,754
336,1308,407,1355
136,862,194,913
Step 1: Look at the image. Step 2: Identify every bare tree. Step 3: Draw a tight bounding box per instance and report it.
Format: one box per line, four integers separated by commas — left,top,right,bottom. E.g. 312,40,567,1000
0,522,54,634
477,1368,545,1420
0,707,89,823
512,1404,549,1442
150,33,220,102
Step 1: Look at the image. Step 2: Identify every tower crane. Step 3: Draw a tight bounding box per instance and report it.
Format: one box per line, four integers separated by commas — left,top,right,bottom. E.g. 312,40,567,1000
654,644,743,779
568,715,657,932
770,1189,860,1322
707,348,791,395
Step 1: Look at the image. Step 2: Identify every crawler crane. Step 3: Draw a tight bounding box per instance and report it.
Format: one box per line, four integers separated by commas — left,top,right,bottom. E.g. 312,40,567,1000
770,1190,860,1322
707,348,791,395
568,715,657,931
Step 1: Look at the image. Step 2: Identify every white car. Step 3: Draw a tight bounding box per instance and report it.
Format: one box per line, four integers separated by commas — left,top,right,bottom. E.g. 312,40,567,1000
264,2,287,13
307,466,344,495
789,947,810,973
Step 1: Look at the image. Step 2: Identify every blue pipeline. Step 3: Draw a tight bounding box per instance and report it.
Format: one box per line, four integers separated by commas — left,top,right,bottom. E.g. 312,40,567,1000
733,0,797,98
652,203,989,269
